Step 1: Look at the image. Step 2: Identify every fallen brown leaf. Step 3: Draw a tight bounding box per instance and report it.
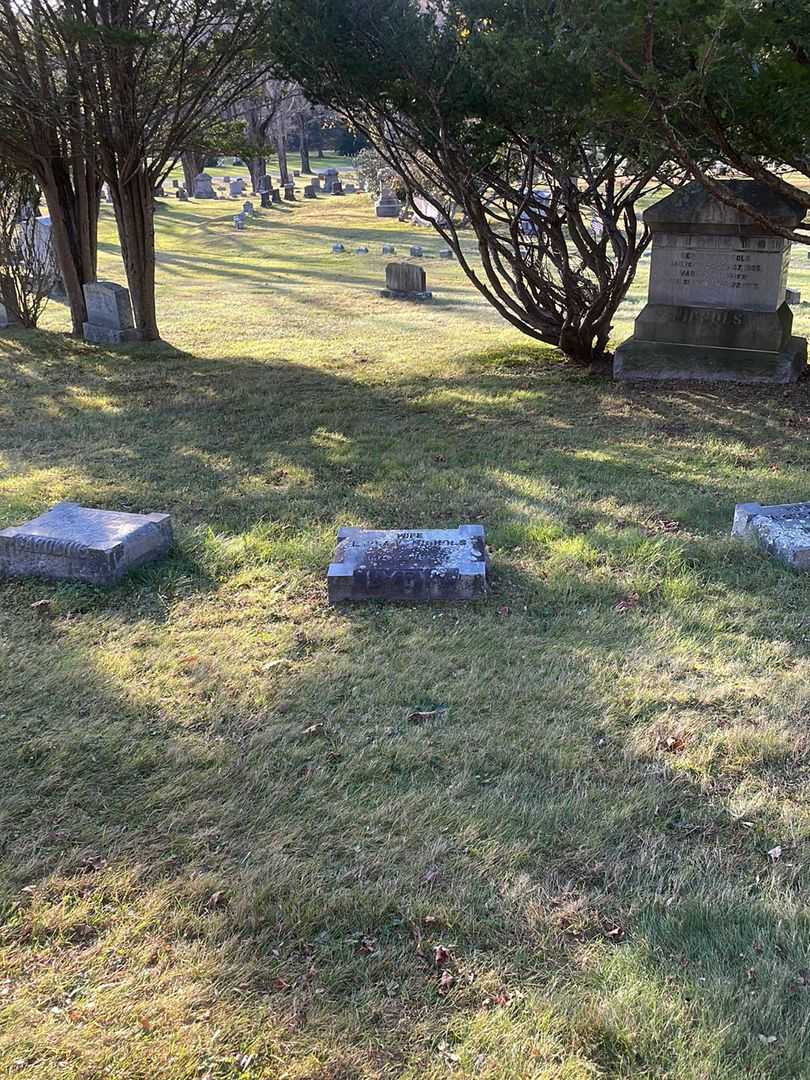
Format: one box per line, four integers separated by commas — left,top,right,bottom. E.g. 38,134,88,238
434,944,452,968
614,592,640,613
437,970,454,994
302,723,325,736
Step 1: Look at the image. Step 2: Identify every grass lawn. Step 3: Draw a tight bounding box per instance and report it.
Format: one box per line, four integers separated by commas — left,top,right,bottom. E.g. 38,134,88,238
2,177,810,1079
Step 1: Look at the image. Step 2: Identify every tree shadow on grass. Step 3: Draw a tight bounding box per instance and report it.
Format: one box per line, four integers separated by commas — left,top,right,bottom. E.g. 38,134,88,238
2,333,810,1073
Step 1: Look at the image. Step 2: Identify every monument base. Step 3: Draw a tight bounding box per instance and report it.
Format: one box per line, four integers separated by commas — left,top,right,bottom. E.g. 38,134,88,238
614,336,807,384
379,289,433,302
83,323,144,345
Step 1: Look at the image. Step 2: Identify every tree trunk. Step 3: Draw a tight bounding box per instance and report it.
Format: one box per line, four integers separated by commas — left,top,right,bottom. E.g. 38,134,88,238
109,162,159,341
36,157,98,335
299,113,311,174
275,122,291,186
181,149,204,194
313,119,325,159
247,156,266,193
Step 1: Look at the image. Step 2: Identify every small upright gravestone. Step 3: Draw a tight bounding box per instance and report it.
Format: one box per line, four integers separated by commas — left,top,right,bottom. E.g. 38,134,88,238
330,181,344,196
382,244,396,255
82,281,142,344
375,188,401,218
177,188,189,201
439,248,454,259
284,184,296,201
260,191,271,209
233,214,245,230
271,189,282,204
355,246,369,255
193,173,217,199
229,180,245,197
327,525,489,603
332,243,345,254
615,180,807,383
344,183,356,194
171,179,179,189
0,502,173,586
733,500,810,570
242,200,255,216
304,185,317,199
409,245,423,258
258,176,271,194
380,262,432,301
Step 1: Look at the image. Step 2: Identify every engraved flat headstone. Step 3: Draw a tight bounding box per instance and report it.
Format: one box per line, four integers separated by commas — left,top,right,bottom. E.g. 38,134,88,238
327,525,489,602
380,262,432,301
732,500,810,569
615,180,807,383
82,281,142,344
0,502,173,585
375,188,401,218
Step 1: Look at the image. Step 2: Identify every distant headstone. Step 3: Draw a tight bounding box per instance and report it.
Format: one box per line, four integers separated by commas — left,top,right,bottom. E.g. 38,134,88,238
330,181,344,196
409,245,423,257
222,175,231,183
733,500,810,570
303,185,317,199
375,188,401,218
193,173,217,199
355,246,369,254
380,262,432,301
284,184,296,201
0,502,173,586
787,288,801,305
310,176,321,192
82,281,142,344
260,191,271,209
439,248,454,259
293,169,300,177
271,189,282,204
327,525,489,603
228,180,244,197
101,184,112,203
233,214,245,230
382,244,396,255
171,179,179,188
0,302,19,329
258,176,271,193
332,243,345,254
615,180,808,383
177,188,189,201
242,200,255,215
344,183,356,194
154,186,165,198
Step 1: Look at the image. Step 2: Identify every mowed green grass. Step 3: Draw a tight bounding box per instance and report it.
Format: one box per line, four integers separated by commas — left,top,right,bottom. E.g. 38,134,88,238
2,164,810,1079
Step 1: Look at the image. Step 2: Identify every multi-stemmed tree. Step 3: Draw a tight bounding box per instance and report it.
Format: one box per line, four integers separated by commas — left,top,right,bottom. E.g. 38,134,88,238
0,0,276,341
270,0,670,364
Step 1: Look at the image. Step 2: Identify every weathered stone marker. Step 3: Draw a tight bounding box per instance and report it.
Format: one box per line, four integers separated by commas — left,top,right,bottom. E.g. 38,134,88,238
271,189,281,204
177,188,189,201
382,244,396,255
82,282,142,344
233,214,246,230
242,200,255,216
193,173,217,199
260,191,271,209
381,262,432,301
615,180,807,383
732,500,810,569
332,243,345,254
229,180,245,197
327,525,489,602
0,502,173,585
284,184,296,201
375,188,401,218
303,185,316,199
409,245,423,257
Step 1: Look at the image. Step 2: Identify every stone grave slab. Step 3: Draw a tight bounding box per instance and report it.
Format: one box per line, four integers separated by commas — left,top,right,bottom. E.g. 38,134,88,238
732,500,810,569
193,173,217,199
82,281,142,344
260,191,271,209
327,525,489,602
0,502,173,585
271,189,282,204
303,185,316,199
380,262,431,301
375,188,400,217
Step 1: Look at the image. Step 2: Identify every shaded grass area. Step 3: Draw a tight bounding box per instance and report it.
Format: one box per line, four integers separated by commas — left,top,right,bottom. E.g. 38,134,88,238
2,195,810,1078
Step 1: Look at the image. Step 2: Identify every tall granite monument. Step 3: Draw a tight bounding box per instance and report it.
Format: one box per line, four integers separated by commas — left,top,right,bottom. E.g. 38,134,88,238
615,181,807,384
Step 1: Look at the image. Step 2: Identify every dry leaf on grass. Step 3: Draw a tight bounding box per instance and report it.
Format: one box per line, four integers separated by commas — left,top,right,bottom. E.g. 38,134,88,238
614,592,640,614
437,970,454,995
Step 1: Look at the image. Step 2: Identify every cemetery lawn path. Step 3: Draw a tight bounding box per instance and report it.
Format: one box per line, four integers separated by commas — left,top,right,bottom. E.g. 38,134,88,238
2,178,810,1079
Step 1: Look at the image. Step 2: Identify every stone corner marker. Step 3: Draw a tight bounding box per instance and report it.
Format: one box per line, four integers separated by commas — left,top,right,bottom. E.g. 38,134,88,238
82,281,142,345
0,502,173,585
327,524,489,603
615,179,807,384
380,262,432,301
732,500,810,570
